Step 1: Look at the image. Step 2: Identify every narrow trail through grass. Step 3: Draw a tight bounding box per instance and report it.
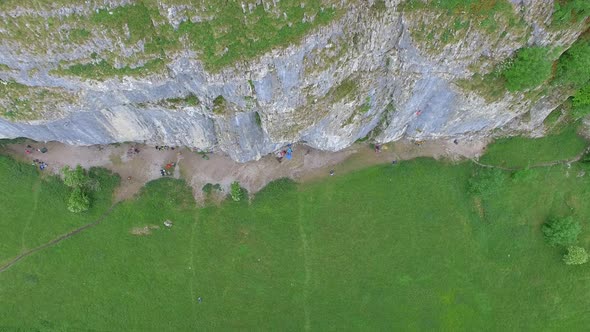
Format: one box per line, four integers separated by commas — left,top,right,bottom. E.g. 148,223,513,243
0,203,118,273
188,219,197,316
20,178,41,252
297,194,312,331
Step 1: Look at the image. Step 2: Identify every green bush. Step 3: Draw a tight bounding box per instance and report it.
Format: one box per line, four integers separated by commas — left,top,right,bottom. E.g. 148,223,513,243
202,183,222,194
56,58,165,80
502,47,553,91
230,181,244,202
563,246,589,265
185,94,199,106
555,39,590,88
62,164,106,213
468,168,505,196
573,84,590,107
571,104,590,120
62,165,88,188
552,0,590,26
571,84,590,119
542,217,581,247
88,167,120,193
213,96,226,114
67,187,90,213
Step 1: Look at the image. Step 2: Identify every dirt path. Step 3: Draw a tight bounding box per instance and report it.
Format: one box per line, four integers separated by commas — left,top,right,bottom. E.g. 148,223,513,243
2,138,488,202
0,203,119,274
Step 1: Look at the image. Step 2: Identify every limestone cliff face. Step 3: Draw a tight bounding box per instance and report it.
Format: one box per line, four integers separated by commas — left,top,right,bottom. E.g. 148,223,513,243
0,0,586,161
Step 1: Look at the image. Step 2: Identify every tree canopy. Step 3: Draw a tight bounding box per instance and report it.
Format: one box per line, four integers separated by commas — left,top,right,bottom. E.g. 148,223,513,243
502,47,553,92
63,165,88,188
563,246,589,265
67,187,90,213
542,217,581,247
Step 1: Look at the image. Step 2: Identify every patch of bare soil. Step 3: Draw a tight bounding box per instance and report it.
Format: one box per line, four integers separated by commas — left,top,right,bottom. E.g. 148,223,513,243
2,137,488,203
473,197,485,219
130,225,160,236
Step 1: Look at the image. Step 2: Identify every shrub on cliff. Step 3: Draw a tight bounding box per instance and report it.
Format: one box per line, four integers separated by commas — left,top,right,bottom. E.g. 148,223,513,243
552,0,590,26
556,38,590,88
502,47,552,92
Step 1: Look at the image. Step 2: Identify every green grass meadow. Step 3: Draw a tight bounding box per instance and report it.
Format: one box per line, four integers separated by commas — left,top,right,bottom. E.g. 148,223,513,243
479,124,587,168
1,129,590,330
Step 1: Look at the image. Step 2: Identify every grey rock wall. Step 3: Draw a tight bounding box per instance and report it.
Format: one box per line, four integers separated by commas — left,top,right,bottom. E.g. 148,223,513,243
0,0,587,162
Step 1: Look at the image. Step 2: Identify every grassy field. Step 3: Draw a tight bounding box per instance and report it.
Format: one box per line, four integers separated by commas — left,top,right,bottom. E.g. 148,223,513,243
479,124,587,168
0,131,590,330
0,157,119,265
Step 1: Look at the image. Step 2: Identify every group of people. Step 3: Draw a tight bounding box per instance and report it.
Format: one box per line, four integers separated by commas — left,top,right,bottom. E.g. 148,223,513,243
155,145,175,151
275,144,294,163
24,145,49,170
160,162,177,176
127,146,140,156
32,159,48,170
24,144,47,155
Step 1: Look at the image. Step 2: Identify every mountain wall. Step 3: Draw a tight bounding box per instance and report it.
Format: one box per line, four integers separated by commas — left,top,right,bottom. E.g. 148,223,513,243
0,0,587,161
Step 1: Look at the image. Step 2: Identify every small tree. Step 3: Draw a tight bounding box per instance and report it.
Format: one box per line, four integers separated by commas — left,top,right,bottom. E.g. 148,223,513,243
563,246,589,265
556,39,590,87
62,165,87,188
542,217,581,247
573,84,590,108
68,187,90,213
572,84,590,120
502,47,552,91
62,164,96,213
230,181,243,202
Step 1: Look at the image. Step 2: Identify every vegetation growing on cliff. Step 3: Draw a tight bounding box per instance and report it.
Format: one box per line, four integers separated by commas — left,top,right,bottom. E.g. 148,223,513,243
165,94,200,107
554,34,590,118
52,58,167,80
0,80,79,121
552,0,590,27
459,31,588,102
177,0,338,71
402,0,526,54
555,36,590,89
212,95,227,114
502,47,553,92
0,1,343,79
329,78,358,102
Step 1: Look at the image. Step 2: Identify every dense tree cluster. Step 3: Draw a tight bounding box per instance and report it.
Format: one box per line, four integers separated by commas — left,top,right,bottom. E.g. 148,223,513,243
62,165,96,213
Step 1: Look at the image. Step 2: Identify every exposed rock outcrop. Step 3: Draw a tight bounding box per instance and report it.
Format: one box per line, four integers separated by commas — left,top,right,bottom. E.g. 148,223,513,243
0,0,586,161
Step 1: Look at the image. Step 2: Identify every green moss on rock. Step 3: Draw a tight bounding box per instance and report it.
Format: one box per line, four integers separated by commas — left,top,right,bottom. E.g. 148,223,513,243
52,58,166,80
